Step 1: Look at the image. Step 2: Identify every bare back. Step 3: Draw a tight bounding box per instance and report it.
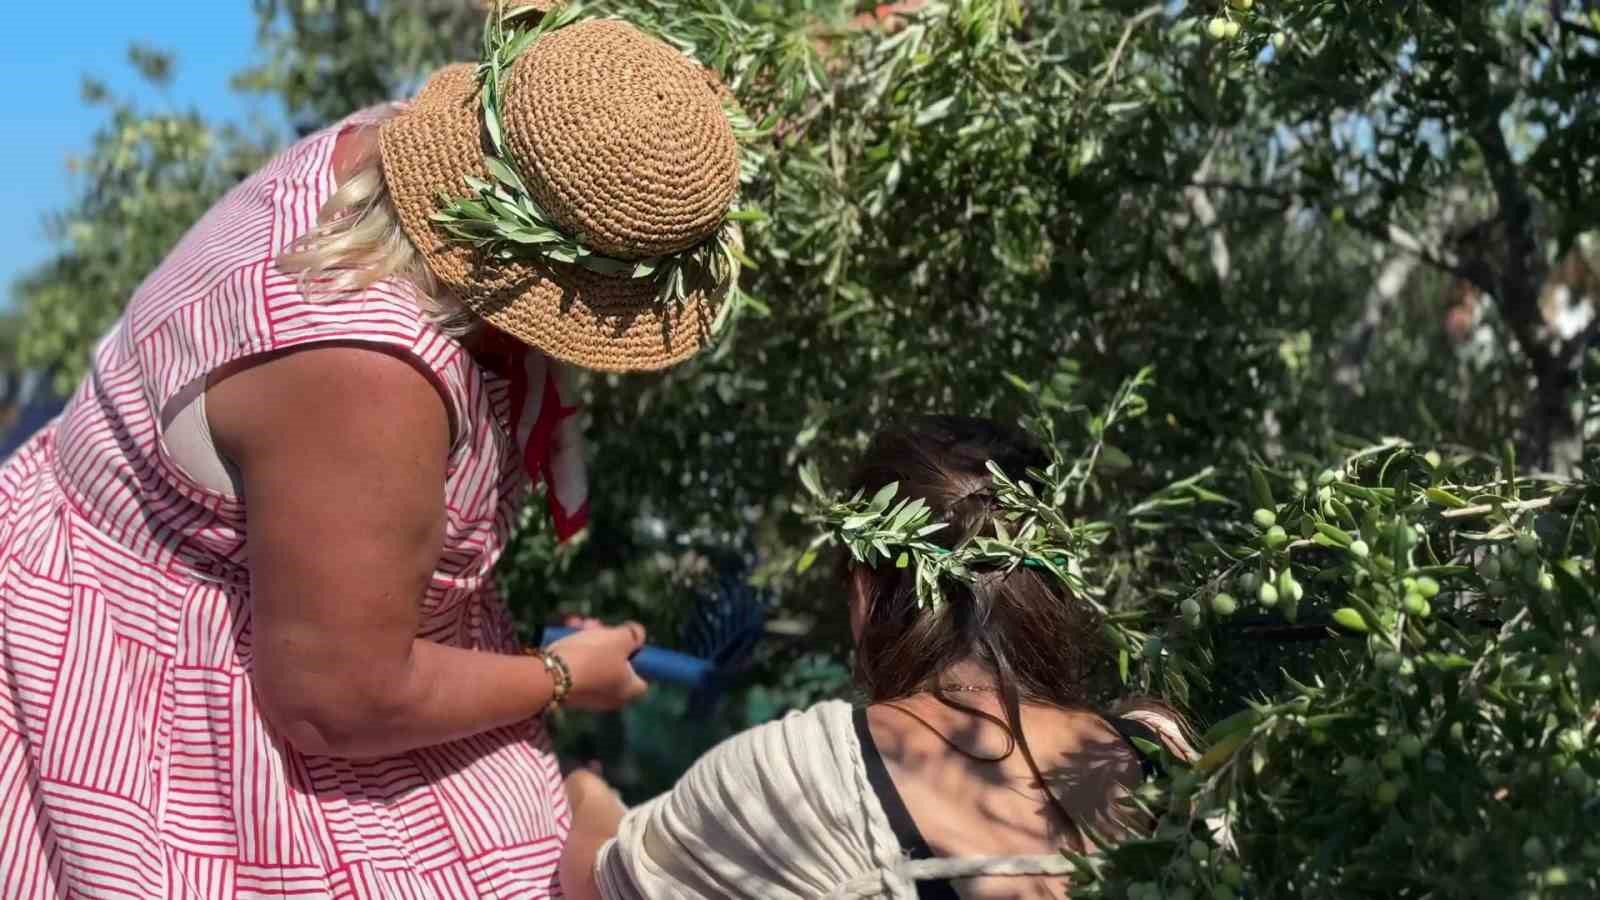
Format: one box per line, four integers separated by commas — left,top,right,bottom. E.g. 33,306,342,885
865,696,1153,899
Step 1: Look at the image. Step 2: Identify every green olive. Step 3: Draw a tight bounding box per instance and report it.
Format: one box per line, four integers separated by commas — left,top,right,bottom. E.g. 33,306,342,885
1258,582,1280,608
1517,532,1539,556
1395,523,1419,549
1332,607,1366,631
1556,728,1584,754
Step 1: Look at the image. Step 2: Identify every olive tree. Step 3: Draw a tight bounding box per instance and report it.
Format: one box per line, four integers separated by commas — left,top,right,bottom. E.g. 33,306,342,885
6,0,1598,888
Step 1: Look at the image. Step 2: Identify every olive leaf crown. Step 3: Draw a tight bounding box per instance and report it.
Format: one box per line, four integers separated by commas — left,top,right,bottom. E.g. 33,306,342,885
429,1,767,329
797,455,1090,609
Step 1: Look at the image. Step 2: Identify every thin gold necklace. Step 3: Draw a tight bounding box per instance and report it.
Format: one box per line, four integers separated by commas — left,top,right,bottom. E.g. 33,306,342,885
938,684,1000,693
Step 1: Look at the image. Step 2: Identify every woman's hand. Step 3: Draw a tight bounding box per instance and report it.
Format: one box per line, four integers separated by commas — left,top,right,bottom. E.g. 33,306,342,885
560,765,629,900
564,766,626,821
547,622,649,712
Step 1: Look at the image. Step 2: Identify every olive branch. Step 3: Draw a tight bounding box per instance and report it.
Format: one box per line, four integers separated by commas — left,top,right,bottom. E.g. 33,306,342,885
794,367,1192,691
795,404,1118,610
429,0,768,324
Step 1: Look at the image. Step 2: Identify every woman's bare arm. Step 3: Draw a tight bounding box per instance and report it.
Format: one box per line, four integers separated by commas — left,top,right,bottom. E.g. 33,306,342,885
209,345,644,758
560,768,628,900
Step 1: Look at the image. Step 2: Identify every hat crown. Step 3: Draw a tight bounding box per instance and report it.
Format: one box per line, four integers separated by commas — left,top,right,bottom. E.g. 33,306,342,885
500,20,740,261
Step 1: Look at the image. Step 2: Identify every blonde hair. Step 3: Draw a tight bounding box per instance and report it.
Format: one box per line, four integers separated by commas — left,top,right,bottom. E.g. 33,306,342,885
276,119,479,337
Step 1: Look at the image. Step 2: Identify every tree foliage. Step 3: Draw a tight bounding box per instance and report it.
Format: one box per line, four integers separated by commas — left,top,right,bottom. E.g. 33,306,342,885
8,49,274,395
6,1,1600,894
239,0,482,134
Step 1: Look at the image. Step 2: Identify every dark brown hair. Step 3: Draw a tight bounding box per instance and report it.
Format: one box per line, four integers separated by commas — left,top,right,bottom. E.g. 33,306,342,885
846,415,1113,706
844,415,1190,833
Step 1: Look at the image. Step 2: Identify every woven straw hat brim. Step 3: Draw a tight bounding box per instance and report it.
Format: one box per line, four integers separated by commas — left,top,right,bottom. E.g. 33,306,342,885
379,63,717,373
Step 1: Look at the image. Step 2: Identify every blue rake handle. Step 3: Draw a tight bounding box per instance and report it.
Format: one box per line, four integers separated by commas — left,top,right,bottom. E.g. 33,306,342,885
540,626,715,690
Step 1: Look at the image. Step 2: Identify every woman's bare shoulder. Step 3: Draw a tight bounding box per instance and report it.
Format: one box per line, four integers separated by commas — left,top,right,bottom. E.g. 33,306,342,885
207,344,449,470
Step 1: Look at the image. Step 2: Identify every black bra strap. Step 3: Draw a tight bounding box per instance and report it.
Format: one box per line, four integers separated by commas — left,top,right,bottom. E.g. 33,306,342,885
853,709,961,900
852,707,1165,900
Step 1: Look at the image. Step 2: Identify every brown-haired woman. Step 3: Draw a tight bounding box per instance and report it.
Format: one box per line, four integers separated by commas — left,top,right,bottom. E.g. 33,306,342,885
560,415,1199,900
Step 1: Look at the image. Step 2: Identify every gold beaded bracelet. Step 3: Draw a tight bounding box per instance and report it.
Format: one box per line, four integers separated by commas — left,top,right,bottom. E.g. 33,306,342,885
526,647,573,714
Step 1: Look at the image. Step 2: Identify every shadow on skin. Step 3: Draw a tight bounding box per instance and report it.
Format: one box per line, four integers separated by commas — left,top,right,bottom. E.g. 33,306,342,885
864,700,1150,899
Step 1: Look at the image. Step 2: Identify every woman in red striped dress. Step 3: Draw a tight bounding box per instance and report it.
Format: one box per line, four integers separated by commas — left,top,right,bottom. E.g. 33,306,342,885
0,6,745,896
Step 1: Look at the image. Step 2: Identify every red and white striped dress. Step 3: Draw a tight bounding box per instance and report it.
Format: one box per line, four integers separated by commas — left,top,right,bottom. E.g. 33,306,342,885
0,109,578,897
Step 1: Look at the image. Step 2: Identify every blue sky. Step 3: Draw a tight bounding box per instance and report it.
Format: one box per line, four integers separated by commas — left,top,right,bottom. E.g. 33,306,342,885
0,3,271,308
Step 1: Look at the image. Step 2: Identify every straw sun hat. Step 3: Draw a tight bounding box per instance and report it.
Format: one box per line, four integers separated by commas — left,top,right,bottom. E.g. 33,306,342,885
379,2,745,372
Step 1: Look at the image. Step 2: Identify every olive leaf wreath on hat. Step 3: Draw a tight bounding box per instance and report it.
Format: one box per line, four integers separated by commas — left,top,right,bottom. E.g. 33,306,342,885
431,0,770,337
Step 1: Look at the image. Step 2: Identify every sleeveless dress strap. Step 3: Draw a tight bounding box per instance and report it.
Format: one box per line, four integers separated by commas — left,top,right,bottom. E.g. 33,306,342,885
852,708,961,900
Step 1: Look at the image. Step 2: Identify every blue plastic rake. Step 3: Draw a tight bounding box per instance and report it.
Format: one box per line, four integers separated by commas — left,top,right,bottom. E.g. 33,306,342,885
540,625,716,687
540,562,771,709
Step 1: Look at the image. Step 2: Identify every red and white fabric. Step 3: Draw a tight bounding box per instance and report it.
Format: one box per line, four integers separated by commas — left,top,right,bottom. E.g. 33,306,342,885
0,106,582,898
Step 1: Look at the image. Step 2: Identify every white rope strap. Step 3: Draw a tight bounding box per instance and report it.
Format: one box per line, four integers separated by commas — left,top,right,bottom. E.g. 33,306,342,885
898,854,1077,880
827,854,1077,899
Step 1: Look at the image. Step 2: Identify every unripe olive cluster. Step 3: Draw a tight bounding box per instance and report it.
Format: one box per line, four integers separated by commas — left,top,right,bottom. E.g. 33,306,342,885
1133,452,1597,898
1121,839,1244,900
1203,0,1291,52
1477,530,1555,598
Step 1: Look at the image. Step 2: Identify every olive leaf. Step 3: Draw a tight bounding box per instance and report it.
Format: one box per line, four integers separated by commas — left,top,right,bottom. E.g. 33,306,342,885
429,0,763,330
